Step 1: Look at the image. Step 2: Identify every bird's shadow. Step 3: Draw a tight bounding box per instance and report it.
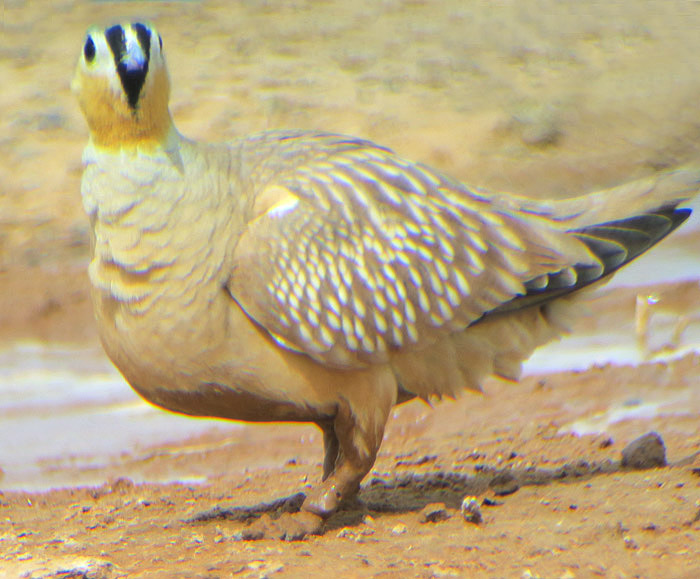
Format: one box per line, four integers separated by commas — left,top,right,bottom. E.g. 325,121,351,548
185,454,696,531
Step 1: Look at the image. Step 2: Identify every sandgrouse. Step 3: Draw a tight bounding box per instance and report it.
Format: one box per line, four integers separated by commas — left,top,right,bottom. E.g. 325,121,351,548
74,22,699,538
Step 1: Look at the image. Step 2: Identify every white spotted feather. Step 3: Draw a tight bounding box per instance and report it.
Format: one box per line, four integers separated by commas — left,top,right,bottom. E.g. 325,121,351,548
228,133,596,368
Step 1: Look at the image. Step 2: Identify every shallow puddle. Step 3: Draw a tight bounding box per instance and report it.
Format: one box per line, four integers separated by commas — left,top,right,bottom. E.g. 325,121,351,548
0,342,235,490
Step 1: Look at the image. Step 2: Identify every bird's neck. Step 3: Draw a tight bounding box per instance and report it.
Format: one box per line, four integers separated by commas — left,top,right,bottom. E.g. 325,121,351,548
87,109,175,153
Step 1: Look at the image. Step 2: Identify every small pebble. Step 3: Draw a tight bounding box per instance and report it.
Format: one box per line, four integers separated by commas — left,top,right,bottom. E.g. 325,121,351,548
621,432,667,470
461,496,483,525
420,502,451,524
391,523,407,536
623,535,639,550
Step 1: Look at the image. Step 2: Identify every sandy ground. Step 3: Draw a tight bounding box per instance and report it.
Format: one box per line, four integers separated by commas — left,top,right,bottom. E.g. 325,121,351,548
2,1,700,577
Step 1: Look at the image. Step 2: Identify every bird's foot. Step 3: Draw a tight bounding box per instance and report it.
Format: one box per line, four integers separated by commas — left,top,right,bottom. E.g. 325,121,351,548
302,483,344,517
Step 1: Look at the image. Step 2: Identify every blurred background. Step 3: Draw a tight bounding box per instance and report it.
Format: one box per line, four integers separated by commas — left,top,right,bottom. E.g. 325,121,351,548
1,0,699,490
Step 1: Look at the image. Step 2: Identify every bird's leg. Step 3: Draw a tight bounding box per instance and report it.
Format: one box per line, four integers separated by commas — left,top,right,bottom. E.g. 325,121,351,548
320,420,341,481
303,395,389,518
242,371,395,539
238,397,386,540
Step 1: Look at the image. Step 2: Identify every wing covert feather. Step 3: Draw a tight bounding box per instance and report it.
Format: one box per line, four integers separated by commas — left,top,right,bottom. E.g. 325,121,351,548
228,135,595,368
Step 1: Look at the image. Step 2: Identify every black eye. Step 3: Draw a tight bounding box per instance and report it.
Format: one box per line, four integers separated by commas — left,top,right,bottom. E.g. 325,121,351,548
158,34,163,50
84,36,96,62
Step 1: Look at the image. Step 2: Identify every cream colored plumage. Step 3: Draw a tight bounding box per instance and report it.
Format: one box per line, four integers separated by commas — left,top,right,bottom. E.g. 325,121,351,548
74,22,699,536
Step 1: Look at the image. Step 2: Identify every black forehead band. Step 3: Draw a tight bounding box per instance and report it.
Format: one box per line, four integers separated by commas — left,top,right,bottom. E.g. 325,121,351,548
133,23,151,61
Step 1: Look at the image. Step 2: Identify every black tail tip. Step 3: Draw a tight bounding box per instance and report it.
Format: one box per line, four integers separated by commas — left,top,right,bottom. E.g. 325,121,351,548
671,207,693,225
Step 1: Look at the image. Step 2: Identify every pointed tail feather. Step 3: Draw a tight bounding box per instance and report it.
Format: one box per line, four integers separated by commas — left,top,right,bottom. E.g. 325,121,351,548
491,203,692,315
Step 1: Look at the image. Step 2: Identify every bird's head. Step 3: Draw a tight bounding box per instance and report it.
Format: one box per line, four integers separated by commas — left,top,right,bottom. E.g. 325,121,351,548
72,22,173,151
